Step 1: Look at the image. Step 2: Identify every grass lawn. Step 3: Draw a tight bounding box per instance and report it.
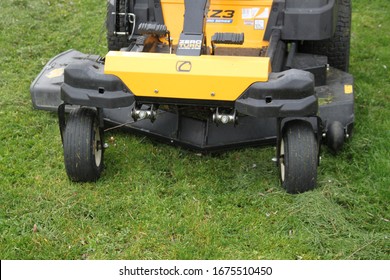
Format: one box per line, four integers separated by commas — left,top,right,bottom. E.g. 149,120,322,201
0,0,389,259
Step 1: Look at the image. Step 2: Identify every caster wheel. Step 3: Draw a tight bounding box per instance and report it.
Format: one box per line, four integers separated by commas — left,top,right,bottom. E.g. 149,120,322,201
63,108,104,182
327,121,345,153
279,120,318,194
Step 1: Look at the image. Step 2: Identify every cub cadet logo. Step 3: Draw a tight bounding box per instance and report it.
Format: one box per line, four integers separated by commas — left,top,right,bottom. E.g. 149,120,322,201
178,39,202,50
176,61,192,72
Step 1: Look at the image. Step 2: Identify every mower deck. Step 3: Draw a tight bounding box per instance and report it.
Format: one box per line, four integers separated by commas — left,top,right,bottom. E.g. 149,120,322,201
30,49,353,152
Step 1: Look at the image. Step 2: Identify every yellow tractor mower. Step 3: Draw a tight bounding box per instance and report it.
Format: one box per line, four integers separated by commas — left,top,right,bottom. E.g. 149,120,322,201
31,0,354,193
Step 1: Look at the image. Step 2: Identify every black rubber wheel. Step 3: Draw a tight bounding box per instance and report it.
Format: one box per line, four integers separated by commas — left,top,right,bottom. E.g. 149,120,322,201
299,0,351,72
106,0,132,51
279,120,318,194
327,121,345,153
63,108,104,182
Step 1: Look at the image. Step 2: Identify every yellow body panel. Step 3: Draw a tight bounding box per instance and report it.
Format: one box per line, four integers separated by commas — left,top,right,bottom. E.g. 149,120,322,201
161,0,273,49
105,51,270,101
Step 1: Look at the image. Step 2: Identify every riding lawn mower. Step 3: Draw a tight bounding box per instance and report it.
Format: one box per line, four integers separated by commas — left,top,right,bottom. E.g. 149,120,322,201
30,0,354,193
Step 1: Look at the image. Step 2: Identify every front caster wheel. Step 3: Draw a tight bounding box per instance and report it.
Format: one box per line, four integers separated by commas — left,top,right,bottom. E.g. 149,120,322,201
279,120,318,194
327,121,345,153
63,108,104,182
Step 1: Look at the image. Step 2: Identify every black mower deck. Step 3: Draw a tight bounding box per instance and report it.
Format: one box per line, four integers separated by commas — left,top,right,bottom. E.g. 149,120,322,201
30,49,354,152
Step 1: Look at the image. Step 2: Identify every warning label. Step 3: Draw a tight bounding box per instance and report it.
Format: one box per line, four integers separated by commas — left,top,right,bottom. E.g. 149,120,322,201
241,7,270,19
254,19,265,30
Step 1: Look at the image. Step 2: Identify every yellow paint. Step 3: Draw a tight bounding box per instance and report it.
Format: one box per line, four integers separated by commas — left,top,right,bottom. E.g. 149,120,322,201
105,51,270,101
344,84,353,94
46,68,64,79
160,0,273,49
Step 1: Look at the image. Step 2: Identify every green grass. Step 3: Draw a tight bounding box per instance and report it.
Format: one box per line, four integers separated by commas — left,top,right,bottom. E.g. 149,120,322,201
0,0,389,260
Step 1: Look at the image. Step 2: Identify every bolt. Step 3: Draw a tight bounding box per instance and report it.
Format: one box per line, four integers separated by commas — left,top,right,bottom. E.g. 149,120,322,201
139,111,146,119
211,92,215,97
154,89,159,94
221,115,229,124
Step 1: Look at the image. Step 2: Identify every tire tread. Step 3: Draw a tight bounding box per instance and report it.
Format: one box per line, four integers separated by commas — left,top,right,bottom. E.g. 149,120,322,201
63,108,103,182
299,0,351,71
107,0,131,51
281,121,318,194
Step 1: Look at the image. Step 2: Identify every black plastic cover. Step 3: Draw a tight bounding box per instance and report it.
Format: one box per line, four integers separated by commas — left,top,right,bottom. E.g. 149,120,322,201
61,60,134,108
235,69,318,118
291,53,328,86
283,0,337,40
30,50,100,111
265,0,338,41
